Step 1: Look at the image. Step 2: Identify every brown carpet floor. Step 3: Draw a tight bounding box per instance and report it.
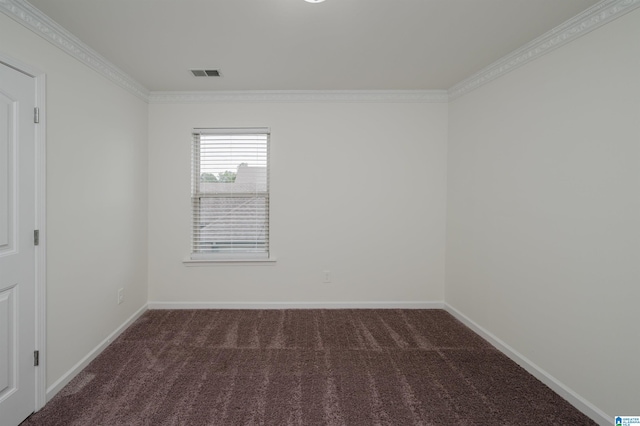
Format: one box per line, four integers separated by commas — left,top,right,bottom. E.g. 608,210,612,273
22,309,596,425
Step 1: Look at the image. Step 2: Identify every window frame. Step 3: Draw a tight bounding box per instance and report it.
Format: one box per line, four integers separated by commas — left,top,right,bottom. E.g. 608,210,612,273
187,127,274,264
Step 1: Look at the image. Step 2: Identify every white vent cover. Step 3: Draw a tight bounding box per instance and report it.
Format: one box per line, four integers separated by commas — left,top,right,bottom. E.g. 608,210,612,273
191,69,221,77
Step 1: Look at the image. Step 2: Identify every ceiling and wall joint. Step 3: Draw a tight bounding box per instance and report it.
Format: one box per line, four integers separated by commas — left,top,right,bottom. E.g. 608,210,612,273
1,0,639,103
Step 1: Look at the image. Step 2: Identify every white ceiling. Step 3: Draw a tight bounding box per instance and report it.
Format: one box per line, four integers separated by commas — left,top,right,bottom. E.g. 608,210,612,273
26,0,600,92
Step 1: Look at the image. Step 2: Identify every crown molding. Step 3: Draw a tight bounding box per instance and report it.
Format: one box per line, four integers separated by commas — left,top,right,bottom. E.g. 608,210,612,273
148,90,448,104
3,0,637,104
449,0,640,100
0,0,150,101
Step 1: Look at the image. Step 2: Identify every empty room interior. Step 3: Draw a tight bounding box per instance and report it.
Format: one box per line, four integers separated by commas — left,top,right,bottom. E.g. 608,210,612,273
1,0,639,424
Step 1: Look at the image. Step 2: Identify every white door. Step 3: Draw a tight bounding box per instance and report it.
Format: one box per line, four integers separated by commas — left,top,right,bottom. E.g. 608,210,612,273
0,62,37,426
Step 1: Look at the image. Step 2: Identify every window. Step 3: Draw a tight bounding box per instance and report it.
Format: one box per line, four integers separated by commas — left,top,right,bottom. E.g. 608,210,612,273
191,128,270,260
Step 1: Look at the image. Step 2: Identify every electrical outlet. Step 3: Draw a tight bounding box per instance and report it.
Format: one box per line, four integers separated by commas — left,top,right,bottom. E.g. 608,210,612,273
117,288,124,305
323,270,331,283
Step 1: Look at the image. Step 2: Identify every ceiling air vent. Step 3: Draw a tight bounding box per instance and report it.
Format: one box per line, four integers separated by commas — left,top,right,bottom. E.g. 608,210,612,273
191,69,221,77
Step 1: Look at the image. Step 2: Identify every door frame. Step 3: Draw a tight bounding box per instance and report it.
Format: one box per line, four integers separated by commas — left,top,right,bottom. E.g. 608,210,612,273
0,52,46,411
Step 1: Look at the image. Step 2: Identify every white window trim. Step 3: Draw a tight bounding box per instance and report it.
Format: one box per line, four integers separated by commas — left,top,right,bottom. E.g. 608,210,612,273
188,127,273,264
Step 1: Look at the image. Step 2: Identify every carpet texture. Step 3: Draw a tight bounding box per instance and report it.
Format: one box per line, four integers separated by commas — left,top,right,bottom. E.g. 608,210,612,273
22,310,596,425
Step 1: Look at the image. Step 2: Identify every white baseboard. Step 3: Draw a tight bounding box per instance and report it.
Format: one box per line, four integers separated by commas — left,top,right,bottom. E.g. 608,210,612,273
148,301,444,310
444,303,610,426
45,303,148,401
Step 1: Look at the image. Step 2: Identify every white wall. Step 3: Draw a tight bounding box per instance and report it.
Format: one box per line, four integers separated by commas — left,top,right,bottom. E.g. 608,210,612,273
0,14,148,389
446,8,640,419
148,101,447,305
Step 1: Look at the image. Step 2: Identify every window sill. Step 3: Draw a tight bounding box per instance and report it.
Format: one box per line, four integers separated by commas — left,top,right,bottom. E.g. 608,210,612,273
183,257,277,266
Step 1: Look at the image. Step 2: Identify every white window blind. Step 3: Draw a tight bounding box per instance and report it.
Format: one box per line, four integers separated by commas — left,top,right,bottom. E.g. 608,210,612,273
191,128,270,259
